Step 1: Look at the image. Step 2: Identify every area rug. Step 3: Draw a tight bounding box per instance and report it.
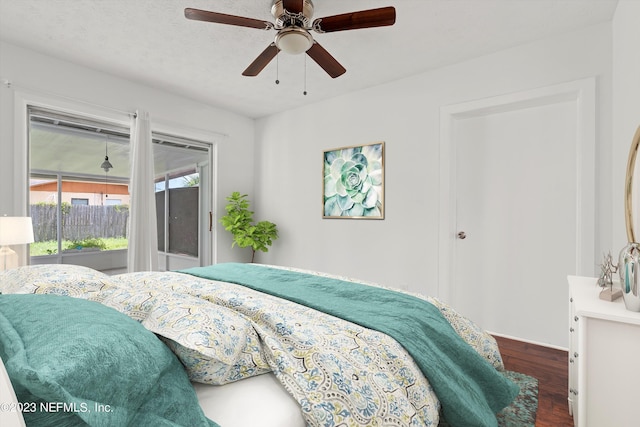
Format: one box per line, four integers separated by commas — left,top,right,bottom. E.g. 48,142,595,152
438,370,538,427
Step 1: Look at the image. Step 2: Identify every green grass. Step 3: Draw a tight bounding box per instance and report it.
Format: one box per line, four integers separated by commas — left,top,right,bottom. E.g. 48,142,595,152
30,237,128,256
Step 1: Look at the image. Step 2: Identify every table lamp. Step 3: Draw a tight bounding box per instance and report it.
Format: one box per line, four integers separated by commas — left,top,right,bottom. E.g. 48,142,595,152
0,216,34,271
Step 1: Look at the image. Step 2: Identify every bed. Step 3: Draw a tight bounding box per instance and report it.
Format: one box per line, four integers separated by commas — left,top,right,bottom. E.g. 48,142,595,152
0,263,518,427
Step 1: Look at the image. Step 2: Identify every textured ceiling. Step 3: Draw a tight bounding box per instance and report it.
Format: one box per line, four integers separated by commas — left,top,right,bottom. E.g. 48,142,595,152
0,0,618,118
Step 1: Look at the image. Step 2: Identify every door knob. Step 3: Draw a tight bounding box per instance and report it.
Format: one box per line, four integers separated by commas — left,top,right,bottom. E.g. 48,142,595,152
457,231,466,239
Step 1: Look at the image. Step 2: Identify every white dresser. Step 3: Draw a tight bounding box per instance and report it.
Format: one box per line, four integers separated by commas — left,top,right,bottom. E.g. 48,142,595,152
568,275,640,427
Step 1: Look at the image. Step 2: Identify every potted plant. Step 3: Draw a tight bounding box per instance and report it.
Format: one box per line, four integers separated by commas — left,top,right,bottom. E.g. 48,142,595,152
219,192,278,262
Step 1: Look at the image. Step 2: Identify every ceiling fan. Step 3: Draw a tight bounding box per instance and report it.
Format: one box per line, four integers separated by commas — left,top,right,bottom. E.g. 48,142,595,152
184,0,396,78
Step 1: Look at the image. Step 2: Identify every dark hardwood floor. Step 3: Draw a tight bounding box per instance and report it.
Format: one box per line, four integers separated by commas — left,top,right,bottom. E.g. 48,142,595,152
493,335,573,427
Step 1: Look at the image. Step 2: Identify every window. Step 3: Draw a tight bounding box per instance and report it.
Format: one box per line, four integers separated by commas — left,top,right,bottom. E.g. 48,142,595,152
28,107,213,271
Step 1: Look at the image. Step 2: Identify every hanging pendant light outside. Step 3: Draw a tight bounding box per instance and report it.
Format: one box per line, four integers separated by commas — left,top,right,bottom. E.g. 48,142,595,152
101,156,113,172
101,136,113,172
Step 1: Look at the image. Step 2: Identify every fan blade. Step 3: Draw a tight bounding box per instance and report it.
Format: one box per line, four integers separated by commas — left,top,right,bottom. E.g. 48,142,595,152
313,6,396,33
242,44,280,76
184,8,272,30
282,0,303,14
306,42,346,78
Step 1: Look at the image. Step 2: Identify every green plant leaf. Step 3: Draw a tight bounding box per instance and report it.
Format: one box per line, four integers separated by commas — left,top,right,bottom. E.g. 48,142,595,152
219,192,278,262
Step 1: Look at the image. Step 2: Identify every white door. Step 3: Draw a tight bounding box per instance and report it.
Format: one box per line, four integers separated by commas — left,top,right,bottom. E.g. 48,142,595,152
455,100,576,346
439,80,595,348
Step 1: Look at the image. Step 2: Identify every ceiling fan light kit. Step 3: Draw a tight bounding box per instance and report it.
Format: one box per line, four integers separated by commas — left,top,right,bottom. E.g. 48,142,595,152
275,27,314,55
184,0,396,79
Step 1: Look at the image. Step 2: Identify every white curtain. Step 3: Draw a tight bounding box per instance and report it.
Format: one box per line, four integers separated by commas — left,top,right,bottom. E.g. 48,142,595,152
127,110,158,272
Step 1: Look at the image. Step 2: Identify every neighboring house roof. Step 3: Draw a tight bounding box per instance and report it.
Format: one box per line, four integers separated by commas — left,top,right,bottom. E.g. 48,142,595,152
30,181,129,195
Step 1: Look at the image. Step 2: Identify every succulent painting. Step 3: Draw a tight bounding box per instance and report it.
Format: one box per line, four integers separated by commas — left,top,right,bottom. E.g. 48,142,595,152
323,142,384,218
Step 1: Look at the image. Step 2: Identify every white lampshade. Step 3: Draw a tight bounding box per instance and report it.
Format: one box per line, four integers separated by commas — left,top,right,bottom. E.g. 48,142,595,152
0,217,34,245
275,27,313,55
0,217,34,271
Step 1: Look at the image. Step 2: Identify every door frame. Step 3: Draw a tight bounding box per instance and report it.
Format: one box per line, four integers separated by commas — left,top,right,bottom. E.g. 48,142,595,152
438,78,596,303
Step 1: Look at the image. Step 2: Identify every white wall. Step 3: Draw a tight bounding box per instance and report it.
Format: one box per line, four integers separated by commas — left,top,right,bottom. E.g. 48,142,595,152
612,0,640,251
255,22,613,302
0,41,255,264
0,14,630,346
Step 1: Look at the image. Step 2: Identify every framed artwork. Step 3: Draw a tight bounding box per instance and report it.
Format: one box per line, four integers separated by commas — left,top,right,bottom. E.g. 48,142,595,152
323,142,384,219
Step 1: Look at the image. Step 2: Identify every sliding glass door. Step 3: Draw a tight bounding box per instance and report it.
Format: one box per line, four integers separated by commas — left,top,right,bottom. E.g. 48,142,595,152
153,134,211,271
28,107,213,272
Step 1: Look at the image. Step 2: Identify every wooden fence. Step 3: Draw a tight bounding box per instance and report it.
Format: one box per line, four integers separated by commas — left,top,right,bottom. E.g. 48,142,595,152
30,204,129,242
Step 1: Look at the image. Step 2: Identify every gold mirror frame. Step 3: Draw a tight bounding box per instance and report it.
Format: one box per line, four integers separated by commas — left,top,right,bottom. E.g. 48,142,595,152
624,125,640,243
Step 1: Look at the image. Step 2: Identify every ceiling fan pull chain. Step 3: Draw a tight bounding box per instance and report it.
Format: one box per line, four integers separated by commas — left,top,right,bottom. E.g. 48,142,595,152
275,51,280,85
303,54,307,96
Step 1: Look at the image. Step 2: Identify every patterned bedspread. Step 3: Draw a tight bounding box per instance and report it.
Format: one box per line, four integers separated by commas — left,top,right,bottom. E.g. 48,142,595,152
1,264,511,427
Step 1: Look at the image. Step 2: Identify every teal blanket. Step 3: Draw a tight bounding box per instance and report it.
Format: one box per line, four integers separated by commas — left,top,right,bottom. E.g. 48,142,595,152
0,294,217,427
181,263,519,427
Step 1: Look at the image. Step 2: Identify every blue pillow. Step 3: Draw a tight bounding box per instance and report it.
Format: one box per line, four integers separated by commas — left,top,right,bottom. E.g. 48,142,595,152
0,294,219,427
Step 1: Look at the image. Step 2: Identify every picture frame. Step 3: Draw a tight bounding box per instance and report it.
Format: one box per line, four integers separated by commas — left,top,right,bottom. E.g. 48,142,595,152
322,142,384,219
